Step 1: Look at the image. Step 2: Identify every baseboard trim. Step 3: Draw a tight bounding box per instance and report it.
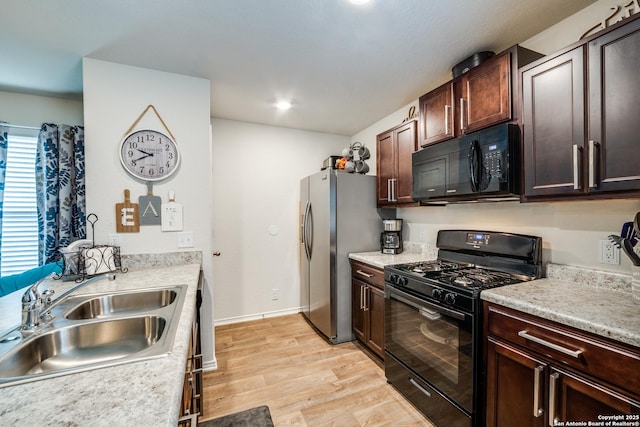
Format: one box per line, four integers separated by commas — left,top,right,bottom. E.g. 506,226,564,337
214,307,302,326
203,358,218,372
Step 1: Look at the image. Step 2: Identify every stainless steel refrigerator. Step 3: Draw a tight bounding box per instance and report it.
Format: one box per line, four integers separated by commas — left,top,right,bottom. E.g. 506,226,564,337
300,169,381,344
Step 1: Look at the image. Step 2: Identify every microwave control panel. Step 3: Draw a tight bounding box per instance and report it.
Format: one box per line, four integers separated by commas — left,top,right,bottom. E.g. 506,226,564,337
484,145,505,181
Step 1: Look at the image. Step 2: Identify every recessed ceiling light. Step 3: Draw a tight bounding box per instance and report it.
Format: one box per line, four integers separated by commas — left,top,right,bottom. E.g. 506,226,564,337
275,101,292,111
349,0,371,4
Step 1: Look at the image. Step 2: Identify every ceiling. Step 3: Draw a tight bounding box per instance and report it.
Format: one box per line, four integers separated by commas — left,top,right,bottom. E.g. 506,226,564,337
0,0,596,136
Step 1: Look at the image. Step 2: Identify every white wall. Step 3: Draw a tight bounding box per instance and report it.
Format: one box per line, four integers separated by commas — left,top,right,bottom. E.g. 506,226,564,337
0,90,83,127
210,118,350,323
350,0,640,275
82,58,215,366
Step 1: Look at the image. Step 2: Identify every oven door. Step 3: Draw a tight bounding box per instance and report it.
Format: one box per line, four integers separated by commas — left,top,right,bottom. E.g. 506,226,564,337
385,284,474,413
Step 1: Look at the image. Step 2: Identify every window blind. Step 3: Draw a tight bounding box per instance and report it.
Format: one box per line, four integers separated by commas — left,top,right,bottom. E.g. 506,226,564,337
1,130,39,276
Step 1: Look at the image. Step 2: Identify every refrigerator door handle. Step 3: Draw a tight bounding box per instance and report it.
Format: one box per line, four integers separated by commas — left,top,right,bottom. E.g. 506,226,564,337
301,201,309,244
306,203,314,259
302,201,311,260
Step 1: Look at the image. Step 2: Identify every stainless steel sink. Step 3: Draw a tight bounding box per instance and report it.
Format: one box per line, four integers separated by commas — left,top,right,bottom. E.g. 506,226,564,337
0,285,188,388
0,316,166,378
64,288,177,320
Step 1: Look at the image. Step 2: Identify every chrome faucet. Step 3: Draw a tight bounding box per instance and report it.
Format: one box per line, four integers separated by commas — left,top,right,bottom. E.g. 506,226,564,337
20,272,116,332
20,277,48,331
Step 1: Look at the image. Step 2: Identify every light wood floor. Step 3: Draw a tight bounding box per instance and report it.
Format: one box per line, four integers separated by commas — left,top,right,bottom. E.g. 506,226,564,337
200,313,432,426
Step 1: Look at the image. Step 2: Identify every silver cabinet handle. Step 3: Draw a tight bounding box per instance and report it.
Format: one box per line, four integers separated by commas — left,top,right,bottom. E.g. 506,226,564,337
588,140,598,189
364,286,370,311
548,372,560,427
572,144,582,190
409,377,431,398
389,178,397,202
518,330,583,358
444,105,451,135
387,179,392,202
356,270,374,278
394,178,398,201
460,97,466,132
533,365,544,418
360,285,365,310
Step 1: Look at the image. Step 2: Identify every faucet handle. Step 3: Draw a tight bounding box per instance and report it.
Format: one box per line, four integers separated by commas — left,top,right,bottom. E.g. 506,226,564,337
41,289,55,308
39,289,56,322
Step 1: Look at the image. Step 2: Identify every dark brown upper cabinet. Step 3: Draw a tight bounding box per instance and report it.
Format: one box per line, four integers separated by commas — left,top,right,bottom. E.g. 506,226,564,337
419,45,542,148
376,120,418,207
522,14,640,200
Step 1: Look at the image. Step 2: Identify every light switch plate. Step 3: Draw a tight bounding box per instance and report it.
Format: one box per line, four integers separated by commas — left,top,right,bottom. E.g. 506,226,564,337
177,231,194,248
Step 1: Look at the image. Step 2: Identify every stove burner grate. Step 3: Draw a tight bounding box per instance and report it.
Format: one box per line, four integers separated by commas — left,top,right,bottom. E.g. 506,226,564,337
437,268,521,289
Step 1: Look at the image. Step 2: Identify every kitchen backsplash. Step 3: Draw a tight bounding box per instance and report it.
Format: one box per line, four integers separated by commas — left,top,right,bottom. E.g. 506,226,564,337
402,241,439,260
405,240,633,292
121,251,202,271
546,263,632,292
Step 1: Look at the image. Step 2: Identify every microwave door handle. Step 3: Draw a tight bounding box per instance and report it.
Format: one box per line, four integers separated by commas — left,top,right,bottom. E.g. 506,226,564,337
468,140,480,192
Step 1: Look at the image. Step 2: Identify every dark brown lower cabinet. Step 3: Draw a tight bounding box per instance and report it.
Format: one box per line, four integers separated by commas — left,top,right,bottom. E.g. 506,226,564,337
351,261,384,360
486,338,546,427
178,272,204,426
485,303,640,427
486,339,640,427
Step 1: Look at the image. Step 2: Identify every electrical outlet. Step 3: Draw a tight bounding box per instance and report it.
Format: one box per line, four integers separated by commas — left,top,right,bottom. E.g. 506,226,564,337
271,288,279,300
599,240,620,265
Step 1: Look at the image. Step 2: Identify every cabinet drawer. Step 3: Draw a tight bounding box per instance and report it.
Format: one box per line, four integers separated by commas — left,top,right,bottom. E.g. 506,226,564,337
350,260,384,289
486,304,640,398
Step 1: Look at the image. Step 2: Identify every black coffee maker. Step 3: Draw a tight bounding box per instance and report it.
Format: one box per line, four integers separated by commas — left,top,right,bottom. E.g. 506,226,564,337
380,219,403,254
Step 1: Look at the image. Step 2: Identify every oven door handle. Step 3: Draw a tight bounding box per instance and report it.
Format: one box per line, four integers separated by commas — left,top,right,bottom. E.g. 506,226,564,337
387,286,465,321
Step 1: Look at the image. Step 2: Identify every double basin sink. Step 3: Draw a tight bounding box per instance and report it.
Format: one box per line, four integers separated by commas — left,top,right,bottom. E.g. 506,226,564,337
0,282,188,388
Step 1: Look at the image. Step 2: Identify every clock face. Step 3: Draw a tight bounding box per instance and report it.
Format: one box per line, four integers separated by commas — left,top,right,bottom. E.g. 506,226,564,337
119,129,180,181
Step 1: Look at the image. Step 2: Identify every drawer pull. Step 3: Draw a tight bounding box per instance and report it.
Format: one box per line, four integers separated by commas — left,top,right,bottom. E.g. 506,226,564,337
518,330,583,359
356,270,374,278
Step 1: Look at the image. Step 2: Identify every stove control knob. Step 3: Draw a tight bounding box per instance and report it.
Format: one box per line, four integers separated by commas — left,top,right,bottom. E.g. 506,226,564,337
432,288,443,300
444,293,457,305
399,277,408,286
389,274,398,284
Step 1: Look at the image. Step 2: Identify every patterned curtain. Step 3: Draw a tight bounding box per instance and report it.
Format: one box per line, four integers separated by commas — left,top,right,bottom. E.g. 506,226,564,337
0,124,8,268
36,124,86,264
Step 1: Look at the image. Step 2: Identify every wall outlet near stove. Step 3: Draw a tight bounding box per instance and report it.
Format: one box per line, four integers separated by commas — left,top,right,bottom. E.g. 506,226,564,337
599,240,620,265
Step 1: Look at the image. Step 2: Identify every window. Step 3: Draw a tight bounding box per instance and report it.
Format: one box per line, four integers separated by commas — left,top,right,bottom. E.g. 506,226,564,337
1,128,39,276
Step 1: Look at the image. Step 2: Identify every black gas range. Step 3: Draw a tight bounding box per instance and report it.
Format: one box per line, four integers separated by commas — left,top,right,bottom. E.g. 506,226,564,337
384,230,542,427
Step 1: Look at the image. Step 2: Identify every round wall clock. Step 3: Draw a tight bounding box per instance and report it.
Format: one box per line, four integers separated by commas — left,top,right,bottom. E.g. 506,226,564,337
119,129,180,181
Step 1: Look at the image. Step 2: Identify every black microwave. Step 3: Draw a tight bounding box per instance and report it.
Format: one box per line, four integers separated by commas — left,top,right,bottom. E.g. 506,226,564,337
412,123,520,203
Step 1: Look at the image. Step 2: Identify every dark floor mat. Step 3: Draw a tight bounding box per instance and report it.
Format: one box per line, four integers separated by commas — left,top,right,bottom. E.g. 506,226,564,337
199,406,274,427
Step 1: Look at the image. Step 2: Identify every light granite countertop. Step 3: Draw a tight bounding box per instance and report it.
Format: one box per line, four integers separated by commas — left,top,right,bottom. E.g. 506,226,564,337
349,241,438,269
0,263,201,426
481,264,640,349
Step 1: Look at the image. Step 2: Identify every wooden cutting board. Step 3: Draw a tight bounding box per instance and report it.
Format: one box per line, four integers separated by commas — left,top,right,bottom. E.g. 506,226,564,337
139,183,162,226
115,189,140,232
